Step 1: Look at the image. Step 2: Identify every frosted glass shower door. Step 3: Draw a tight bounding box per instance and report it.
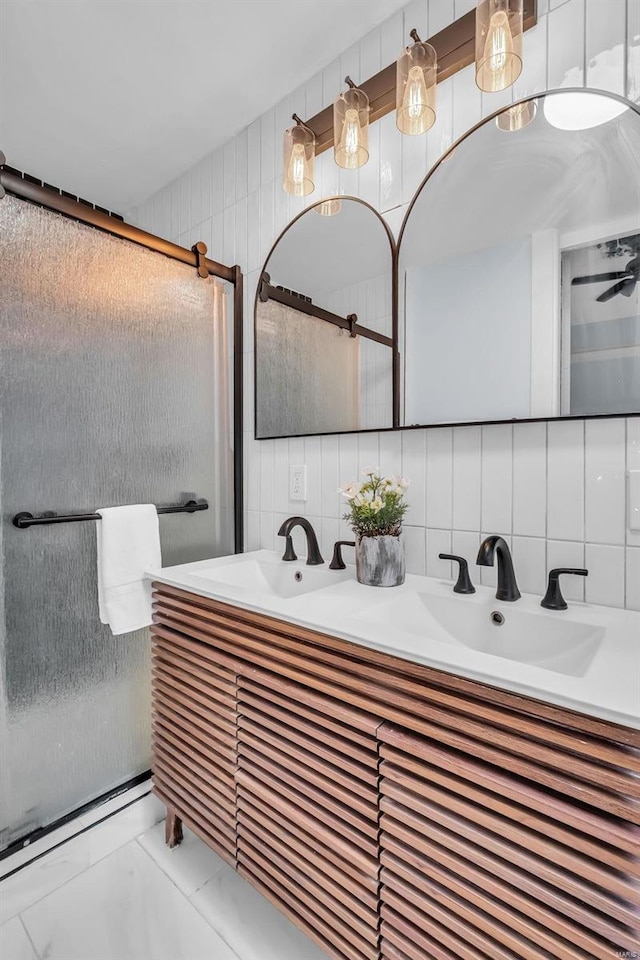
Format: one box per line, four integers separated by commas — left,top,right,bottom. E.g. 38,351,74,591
0,196,235,849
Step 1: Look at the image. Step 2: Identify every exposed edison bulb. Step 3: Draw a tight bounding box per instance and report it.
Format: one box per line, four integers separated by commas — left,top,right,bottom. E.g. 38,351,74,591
475,1,523,93
315,198,342,216
340,108,362,162
334,83,369,169
496,99,537,132
404,66,428,120
288,143,306,191
282,119,315,196
484,11,512,75
396,39,437,135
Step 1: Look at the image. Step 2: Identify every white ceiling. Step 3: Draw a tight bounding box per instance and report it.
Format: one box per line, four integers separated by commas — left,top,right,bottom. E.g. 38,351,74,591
0,0,405,213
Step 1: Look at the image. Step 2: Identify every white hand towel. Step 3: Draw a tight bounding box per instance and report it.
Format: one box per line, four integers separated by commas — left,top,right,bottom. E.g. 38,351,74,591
96,504,161,635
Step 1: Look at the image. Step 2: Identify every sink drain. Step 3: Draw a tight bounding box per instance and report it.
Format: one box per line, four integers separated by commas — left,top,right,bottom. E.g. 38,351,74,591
294,571,303,582
490,611,505,626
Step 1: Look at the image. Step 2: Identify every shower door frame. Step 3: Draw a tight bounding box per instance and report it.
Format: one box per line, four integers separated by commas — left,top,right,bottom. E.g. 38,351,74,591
0,165,244,553
0,166,244,860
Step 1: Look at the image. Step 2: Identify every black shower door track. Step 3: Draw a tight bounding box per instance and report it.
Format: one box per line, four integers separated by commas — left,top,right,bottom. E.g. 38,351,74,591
0,164,244,554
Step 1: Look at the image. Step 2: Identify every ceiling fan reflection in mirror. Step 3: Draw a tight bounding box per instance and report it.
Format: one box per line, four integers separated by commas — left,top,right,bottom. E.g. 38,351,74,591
572,235,640,302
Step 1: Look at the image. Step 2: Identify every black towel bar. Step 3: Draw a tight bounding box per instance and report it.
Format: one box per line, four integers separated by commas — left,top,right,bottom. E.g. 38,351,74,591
12,498,208,529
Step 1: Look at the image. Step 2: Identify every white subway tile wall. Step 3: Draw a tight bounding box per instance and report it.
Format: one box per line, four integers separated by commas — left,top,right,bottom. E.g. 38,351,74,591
130,0,640,610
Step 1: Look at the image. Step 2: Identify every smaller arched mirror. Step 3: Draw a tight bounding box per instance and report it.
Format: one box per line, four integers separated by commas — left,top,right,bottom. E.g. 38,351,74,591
399,89,640,427
255,199,395,439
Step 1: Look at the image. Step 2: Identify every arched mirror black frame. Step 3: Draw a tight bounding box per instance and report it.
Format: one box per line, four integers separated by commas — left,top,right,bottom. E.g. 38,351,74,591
254,196,399,440
396,87,640,432
254,90,640,439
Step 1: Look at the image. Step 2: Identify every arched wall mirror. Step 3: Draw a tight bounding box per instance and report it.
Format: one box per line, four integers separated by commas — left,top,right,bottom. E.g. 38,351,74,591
399,89,640,427
254,89,640,439
254,199,396,439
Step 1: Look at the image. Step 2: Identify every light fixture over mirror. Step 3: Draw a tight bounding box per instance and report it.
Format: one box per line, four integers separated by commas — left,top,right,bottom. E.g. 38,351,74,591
282,114,315,197
315,198,343,217
475,0,523,93
334,77,370,169
396,30,437,135
279,1,536,193
496,98,537,132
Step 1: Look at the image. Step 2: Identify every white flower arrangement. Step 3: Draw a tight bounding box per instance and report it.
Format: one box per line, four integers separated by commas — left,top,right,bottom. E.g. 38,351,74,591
340,468,409,539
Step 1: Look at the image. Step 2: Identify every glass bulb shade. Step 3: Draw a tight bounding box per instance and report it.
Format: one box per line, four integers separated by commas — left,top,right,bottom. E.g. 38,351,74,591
475,0,523,93
315,198,343,216
496,98,537,131
396,41,437,135
333,87,370,169
282,123,315,196
543,91,628,131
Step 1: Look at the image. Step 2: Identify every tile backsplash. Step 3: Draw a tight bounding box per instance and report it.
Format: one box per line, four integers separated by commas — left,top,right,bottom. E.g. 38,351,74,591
246,418,638,610
130,0,640,610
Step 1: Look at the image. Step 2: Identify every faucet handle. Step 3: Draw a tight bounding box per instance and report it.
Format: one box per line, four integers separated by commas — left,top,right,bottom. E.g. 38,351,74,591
541,568,588,610
281,535,297,562
329,540,355,570
439,554,476,595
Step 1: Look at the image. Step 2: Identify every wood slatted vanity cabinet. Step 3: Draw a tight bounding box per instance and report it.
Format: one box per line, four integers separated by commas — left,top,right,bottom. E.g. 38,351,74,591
151,582,640,960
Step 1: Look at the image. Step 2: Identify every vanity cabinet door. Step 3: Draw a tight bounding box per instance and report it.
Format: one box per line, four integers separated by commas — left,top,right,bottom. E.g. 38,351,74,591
378,722,640,960
150,623,240,865
236,668,383,960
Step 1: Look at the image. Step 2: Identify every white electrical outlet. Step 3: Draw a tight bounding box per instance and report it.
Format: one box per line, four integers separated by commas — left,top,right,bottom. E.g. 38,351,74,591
290,464,307,501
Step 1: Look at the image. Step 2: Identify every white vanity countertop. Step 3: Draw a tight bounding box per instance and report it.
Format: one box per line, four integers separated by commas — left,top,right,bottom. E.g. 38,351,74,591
147,550,640,730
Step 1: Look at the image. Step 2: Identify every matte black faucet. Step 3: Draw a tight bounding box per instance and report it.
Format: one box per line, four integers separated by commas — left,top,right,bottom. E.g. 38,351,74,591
277,516,324,565
476,535,521,602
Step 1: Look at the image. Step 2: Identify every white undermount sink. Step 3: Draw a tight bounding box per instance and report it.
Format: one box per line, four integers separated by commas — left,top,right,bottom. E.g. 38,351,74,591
355,590,605,677
148,550,639,726
185,554,351,599
148,550,638,725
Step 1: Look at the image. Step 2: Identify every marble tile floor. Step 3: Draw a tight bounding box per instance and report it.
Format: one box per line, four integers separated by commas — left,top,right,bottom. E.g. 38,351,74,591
0,794,330,960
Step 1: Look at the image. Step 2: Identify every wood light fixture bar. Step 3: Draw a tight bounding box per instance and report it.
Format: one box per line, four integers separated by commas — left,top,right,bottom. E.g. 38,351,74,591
305,0,537,155
259,273,394,348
